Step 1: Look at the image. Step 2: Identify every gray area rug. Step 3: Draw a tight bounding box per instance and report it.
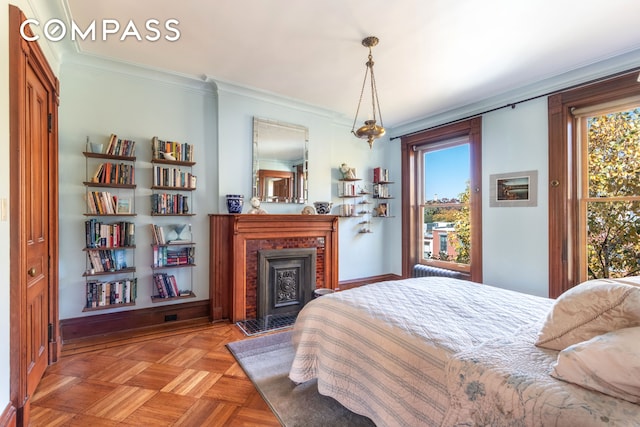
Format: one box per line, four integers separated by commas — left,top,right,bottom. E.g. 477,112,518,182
227,330,376,427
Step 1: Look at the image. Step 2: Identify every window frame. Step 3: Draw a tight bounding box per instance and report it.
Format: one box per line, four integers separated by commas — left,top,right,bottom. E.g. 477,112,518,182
401,117,483,281
548,70,640,297
575,101,640,279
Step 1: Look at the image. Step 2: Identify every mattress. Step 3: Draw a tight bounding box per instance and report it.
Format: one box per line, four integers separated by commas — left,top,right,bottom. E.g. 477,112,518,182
289,277,553,427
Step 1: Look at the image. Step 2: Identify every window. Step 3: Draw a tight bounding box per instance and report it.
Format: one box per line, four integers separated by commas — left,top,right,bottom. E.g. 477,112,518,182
421,140,470,266
574,101,640,281
438,233,449,255
548,70,640,297
401,118,482,281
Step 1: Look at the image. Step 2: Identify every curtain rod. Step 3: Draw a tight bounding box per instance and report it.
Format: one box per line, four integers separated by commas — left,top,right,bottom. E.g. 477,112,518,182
390,66,640,141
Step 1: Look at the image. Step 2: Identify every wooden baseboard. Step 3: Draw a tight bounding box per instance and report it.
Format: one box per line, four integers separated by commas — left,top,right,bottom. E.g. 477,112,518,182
60,300,211,355
338,273,402,291
0,402,17,427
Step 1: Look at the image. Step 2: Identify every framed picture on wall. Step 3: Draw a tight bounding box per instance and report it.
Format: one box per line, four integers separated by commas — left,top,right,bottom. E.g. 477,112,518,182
489,170,538,207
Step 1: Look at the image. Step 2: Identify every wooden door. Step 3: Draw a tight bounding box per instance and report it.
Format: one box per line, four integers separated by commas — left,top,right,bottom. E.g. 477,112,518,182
9,6,60,425
24,63,51,397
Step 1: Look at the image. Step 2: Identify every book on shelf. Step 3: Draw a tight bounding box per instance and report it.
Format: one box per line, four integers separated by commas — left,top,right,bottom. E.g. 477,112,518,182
105,134,136,157
152,136,194,162
86,248,131,273
150,193,189,215
152,272,184,298
89,162,135,185
150,224,167,245
87,191,117,214
153,165,195,188
85,219,135,248
113,249,127,270
372,184,391,199
85,277,137,308
152,245,195,267
372,167,390,183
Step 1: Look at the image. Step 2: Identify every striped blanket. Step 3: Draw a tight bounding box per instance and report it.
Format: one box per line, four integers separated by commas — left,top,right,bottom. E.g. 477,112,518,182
289,277,553,427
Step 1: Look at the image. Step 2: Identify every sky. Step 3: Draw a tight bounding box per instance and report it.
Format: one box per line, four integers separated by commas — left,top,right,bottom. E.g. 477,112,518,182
424,144,470,201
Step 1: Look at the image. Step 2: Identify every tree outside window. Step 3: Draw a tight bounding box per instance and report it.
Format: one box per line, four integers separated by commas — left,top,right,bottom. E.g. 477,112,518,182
582,107,640,279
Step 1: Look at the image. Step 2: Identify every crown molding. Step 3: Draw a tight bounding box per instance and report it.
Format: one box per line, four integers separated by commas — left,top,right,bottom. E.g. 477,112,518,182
213,79,348,123
61,53,217,94
390,47,640,139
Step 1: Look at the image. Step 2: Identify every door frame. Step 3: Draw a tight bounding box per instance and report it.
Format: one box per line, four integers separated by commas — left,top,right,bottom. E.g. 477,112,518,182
9,5,60,424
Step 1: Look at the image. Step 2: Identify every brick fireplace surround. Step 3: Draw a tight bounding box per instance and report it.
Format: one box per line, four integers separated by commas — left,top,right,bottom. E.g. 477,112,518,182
208,214,339,322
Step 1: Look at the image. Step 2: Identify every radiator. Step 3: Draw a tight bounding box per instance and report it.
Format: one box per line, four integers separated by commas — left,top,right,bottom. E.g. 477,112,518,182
412,264,465,280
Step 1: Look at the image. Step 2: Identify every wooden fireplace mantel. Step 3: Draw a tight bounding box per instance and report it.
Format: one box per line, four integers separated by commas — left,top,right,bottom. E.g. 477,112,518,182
208,214,339,322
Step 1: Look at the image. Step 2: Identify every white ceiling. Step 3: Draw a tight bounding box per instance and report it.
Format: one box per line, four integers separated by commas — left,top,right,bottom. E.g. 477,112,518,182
59,0,640,127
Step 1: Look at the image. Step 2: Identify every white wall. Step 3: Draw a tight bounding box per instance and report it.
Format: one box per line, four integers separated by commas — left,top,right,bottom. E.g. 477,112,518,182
58,57,216,319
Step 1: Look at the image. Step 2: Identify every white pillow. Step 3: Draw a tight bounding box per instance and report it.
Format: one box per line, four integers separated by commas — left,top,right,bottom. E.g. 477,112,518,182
535,278,640,350
551,326,640,403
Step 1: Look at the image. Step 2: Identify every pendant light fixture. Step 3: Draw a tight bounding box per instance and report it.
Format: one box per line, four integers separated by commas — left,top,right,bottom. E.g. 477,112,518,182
351,36,385,149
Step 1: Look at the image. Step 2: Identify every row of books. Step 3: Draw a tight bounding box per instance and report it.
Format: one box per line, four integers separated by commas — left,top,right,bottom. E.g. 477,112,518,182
106,134,136,157
90,162,135,185
373,183,392,198
85,278,137,308
153,273,190,298
85,219,135,248
87,191,117,215
150,193,189,215
152,245,195,267
87,191,132,215
151,136,194,162
86,248,129,273
372,167,390,183
152,165,196,189
149,224,180,245
339,181,362,197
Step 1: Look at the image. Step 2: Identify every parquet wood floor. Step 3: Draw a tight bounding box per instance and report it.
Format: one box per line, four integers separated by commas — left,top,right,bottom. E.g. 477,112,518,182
30,322,282,426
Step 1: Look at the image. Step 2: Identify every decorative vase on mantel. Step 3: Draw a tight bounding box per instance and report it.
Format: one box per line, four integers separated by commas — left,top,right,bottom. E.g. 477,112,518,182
313,201,333,215
226,194,244,214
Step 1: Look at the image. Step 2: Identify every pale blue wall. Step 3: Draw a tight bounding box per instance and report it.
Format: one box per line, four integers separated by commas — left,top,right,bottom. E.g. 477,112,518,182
55,60,399,321
215,83,399,280
57,57,217,320
481,98,549,296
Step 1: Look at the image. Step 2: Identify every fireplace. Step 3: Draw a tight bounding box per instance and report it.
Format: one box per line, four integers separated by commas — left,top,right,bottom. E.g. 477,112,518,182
209,214,338,322
258,248,316,320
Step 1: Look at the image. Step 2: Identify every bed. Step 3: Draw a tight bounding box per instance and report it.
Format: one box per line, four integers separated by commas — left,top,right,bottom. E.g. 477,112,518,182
288,276,640,426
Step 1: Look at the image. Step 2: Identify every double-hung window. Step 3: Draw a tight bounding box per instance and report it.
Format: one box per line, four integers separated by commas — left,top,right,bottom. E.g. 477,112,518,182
401,118,482,280
548,70,640,297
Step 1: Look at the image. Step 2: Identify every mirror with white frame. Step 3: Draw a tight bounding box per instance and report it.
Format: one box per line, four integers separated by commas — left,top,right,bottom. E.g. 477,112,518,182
252,117,308,204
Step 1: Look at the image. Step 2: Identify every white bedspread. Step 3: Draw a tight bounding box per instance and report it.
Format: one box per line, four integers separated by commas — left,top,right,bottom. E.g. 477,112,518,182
289,277,553,427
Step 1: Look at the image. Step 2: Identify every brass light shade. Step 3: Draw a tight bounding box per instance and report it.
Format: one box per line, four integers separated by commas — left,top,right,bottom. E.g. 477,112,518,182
351,36,385,149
